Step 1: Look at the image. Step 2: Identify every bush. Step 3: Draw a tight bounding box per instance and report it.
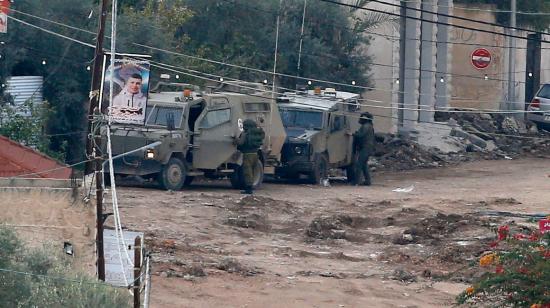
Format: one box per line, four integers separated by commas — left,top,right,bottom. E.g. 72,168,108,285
0,226,131,307
457,225,550,307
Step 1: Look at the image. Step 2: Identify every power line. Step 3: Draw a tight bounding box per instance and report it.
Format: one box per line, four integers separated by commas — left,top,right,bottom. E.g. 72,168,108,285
7,6,537,95
400,0,550,16
6,6,542,107
368,0,550,37
7,15,95,48
9,7,97,36
149,61,550,141
224,0,550,50
149,58,543,114
136,43,529,103
316,0,550,43
0,158,92,179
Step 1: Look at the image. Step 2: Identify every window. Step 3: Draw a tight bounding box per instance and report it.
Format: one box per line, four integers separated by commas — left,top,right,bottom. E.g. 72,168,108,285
145,105,184,128
244,102,270,112
537,84,550,99
199,108,231,128
331,115,344,132
280,109,323,129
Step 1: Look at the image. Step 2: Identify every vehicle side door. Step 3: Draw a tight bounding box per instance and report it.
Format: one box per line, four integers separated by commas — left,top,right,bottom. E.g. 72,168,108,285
326,113,350,164
192,98,237,169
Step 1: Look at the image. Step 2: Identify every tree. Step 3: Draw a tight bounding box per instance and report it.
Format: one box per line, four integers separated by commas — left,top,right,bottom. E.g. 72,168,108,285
171,0,380,91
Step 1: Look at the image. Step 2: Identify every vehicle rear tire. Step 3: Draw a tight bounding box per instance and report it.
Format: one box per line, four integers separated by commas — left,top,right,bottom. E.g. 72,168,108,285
230,158,264,189
158,157,187,191
309,154,328,185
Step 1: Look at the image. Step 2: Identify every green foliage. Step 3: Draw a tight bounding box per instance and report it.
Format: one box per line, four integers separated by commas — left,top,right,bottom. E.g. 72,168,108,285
0,226,131,307
5,0,377,163
174,0,378,90
0,100,66,161
455,0,550,30
457,228,550,307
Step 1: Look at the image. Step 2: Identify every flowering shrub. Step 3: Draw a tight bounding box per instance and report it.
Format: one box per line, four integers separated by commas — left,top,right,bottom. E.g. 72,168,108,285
457,224,550,307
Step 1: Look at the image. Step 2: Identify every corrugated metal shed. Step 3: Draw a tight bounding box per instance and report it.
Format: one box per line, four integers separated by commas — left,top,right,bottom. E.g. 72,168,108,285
0,135,71,179
6,76,44,107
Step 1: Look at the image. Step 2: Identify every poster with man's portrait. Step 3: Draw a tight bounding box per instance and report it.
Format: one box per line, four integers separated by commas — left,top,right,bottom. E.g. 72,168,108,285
102,57,150,125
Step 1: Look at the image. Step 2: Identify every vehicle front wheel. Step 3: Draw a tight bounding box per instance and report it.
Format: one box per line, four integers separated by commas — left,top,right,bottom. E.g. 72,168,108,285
158,157,187,191
230,158,264,189
309,154,328,185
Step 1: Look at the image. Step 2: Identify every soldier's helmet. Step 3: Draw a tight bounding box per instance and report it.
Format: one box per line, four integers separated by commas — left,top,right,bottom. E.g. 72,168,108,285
359,112,373,124
243,119,257,130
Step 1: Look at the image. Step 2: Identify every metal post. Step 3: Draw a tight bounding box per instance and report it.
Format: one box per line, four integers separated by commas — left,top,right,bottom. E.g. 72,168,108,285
296,0,307,74
507,0,516,111
398,2,406,130
86,0,109,282
134,236,142,308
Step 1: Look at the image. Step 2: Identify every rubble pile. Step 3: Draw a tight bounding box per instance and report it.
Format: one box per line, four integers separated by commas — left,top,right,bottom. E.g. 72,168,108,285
372,112,550,171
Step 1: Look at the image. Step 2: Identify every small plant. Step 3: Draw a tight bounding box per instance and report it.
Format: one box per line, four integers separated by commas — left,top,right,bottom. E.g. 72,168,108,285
457,224,550,307
0,226,131,307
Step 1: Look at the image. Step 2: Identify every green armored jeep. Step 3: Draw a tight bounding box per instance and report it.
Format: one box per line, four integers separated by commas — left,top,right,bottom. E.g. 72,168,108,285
275,88,362,183
106,83,286,190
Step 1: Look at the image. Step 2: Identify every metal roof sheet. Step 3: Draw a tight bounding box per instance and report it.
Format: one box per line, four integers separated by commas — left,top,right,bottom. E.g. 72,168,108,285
0,136,71,179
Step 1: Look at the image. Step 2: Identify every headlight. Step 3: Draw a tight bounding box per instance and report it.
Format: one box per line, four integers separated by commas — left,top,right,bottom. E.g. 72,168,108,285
294,146,303,155
146,149,155,159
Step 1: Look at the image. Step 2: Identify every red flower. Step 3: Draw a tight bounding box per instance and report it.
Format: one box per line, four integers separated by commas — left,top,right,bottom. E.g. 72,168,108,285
497,225,509,241
528,231,541,242
514,233,528,240
495,265,504,274
489,241,499,248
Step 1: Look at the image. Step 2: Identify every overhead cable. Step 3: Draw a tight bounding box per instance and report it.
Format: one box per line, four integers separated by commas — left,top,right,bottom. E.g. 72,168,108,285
316,0,550,43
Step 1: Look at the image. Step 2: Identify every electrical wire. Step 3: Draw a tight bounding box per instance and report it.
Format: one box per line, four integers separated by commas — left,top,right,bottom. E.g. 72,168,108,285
222,0,550,50
104,0,135,293
148,58,545,114
147,60,550,141
7,15,95,48
9,7,97,36
7,6,540,103
368,0,550,37
0,158,93,179
400,0,550,16
0,266,145,289
316,0,550,43
138,49,528,106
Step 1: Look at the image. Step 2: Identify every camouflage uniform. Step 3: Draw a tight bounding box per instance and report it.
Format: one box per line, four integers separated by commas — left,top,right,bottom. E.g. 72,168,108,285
352,113,375,186
235,119,265,194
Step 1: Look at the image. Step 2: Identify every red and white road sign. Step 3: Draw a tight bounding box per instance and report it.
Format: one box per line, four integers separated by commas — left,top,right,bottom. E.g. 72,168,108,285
471,48,491,69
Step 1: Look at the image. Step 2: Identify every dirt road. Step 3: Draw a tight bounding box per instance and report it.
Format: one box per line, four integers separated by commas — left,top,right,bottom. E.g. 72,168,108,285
115,158,550,307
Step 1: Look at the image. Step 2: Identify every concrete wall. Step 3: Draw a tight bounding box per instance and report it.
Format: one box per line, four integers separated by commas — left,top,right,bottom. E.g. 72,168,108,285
0,180,96,275
449,5,505,110
361,0,400,133
449,5,550,111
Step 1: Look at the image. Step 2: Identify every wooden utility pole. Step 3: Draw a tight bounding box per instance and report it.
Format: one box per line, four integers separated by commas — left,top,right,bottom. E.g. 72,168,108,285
86,0,109,281
134,237,142,308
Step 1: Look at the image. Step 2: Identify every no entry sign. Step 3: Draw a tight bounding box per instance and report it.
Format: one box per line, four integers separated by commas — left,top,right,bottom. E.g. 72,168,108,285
471,48,491,69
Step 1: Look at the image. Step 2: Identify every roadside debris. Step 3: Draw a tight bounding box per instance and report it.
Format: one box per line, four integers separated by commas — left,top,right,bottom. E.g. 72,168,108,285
392,185,415,193
372,112,550,172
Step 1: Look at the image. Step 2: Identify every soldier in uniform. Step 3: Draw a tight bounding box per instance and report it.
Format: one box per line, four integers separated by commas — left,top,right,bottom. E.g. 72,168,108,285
352,112,375,186
235,119,265,194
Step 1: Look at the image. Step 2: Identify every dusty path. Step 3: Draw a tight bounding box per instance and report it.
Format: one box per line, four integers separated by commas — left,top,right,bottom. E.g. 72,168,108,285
116,157,550,308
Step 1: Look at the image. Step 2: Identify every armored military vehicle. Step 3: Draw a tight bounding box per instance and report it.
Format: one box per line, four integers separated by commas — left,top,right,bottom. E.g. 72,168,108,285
275,88,362,184
106,82,286,190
